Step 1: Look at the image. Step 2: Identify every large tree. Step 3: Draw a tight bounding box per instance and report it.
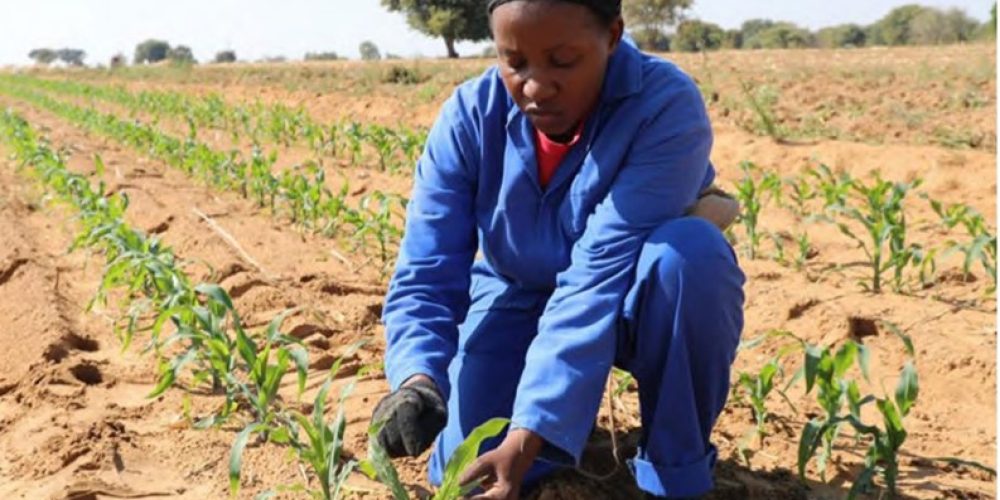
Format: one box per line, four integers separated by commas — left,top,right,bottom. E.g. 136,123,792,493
134,39,171,64
672,19,724,52
381,0,490,58
56,48,86,66
622,0,692,51
816,24,867,48
360,41,382,61
869,4,928,45
910,8,978,44
168,45,196,64
28,48,58,65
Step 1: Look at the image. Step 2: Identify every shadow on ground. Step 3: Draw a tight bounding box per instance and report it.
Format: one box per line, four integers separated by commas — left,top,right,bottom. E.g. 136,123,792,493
522,427,890,500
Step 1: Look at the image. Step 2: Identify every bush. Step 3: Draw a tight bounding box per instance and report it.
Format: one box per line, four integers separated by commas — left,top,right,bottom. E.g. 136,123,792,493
28,48,58,65
868,4,929,45
817,24,867,48
910,8,979,44
631,27,671,52
722,29,743,49
134,39,170,64
214,50,237,63
168,45,196,64
382,65,425,85
673,19,724,52
304,52,340,61
360,41,381,61
747,22,815,49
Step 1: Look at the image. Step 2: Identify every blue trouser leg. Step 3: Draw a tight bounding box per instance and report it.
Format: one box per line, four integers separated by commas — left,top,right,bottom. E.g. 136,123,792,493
427,285,557,488
618,217,745,498
427,217,744,497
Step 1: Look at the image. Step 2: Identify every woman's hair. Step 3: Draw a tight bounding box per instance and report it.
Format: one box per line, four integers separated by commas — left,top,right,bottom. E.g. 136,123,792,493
487,0,622,25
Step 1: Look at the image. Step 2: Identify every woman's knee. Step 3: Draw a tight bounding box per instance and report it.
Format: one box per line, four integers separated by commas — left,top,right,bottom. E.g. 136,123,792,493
643,217,740,281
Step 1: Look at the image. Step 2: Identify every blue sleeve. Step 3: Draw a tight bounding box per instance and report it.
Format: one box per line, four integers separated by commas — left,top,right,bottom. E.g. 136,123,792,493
382,92,478,399
510,77,713,463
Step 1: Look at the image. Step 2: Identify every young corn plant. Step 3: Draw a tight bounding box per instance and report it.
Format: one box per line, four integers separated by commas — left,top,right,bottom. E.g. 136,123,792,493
231,311,309,426
796,340,873,483
799,326,918,499
347,192,407,277
365,124,399,173
807,163,854,217
733,160,782,260
834,174,922,293
928,198,997,291
360,418,511,500
231,377,356,500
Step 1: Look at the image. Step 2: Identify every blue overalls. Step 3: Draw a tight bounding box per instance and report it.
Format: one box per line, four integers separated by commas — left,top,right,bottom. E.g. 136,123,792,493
382,39,745,498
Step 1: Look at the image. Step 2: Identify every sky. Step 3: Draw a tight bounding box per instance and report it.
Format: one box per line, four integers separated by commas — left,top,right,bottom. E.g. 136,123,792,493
0,0,993,66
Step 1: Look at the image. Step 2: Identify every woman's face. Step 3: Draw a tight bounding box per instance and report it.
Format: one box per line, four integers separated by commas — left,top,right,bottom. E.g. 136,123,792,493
491,1,623,138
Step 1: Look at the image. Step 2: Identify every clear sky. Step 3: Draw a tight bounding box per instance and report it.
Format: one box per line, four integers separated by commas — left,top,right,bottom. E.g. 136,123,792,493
0,0,992,66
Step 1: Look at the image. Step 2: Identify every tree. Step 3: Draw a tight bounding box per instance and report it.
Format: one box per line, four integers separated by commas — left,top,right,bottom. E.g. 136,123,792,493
305,52,340,61
359,40,382,61
673,19,724,52
381,0,490,58
214,50,237,63
740,18,776,46
816,24,867,48
168,45,196,64
630,27,671,51
622,0,692,50
869,4,928,45
56,48,86,66
911,8,978,44
134,39,171,64
722,29,743,49
28,48,58,65
752,22,815,49
979,2,998,39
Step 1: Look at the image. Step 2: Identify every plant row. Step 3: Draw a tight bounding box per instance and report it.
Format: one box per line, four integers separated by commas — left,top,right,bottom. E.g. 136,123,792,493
1,74,428,174
0,108,505,499
731,160,996,294
0,82,406,277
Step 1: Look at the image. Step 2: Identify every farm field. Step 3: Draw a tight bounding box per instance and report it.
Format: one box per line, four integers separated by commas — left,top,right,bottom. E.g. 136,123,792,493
0,43,995,499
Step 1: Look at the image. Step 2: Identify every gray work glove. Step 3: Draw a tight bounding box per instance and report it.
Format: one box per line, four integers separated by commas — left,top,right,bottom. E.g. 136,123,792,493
371,377,447,458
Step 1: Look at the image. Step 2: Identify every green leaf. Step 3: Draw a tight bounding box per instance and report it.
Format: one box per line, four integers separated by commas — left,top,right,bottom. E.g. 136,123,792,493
895,361,919,417
833,342,857,378
797,418,825,479
856,343,871,383
93,153,106,177
804,344,824,394
878,398,907,451
434,418,510,500
882,321,915,358
230,423,263,497
287,345,310,396
196,283,235,311
147,348,197,398
365,420,410,500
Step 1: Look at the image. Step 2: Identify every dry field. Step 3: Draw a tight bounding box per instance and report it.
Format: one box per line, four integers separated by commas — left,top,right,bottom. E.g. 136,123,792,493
0,43,994,499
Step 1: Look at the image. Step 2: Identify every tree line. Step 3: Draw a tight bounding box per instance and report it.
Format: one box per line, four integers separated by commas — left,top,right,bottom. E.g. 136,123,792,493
661,4,996,52
27,39,395,67
380,0,995,55
26,1,997,67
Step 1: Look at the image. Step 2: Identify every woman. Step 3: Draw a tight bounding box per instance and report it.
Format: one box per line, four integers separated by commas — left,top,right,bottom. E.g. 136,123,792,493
371,1,745,498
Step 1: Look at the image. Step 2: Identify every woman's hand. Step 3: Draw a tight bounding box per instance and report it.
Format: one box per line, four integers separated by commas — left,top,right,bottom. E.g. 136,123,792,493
687,186,740,230
459,429,543,500
370,375,447,458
